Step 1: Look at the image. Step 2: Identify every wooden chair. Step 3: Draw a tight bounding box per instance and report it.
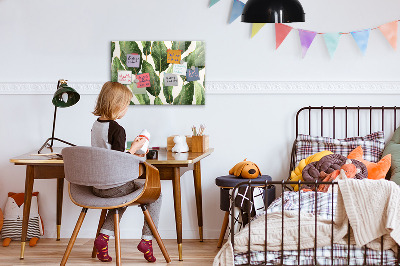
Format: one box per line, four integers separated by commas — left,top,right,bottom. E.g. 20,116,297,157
60,146,171,265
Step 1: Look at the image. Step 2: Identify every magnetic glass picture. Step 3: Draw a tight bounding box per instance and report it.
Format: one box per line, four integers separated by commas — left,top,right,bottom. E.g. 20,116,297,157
111,41,205,105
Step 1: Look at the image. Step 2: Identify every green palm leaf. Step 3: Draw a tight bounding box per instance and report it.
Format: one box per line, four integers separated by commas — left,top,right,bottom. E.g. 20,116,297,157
183,41,205,70
194,81,205,105
173,82,194,105
151,41,169,73
171,41,192,53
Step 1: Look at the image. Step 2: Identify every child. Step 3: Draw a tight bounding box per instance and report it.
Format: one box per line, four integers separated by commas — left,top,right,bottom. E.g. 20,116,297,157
91,81,162,263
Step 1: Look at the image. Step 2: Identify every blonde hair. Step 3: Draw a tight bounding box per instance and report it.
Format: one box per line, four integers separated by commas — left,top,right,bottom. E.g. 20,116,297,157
93,82,133,120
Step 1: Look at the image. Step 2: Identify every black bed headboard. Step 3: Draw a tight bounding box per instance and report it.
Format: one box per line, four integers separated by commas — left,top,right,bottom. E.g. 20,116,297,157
296,106,400,138
289,106,400,180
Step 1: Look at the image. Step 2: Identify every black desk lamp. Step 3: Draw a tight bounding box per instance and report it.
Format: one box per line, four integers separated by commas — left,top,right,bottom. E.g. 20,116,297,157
241,0,305,23
38,79,80,154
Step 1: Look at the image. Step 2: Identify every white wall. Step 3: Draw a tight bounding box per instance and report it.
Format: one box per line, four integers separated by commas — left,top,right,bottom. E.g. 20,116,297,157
1,0,400,240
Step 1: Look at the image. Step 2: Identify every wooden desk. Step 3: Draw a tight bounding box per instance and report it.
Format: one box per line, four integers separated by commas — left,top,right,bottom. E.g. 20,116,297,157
9,148,64,259
10,147,213,261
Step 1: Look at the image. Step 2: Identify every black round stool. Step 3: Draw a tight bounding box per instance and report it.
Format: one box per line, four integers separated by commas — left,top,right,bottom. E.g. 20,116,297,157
215,175,275,248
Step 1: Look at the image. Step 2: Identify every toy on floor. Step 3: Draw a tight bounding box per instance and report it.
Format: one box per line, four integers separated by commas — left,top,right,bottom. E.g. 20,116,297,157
229,159,261,179
1,192,44,247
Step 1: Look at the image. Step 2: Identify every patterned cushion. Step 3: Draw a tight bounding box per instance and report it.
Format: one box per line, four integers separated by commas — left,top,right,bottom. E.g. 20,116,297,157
295,131,385,166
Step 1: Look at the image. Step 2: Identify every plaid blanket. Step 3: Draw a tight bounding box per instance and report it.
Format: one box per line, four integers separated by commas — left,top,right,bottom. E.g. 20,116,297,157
235,244,397,265
234,191,397,265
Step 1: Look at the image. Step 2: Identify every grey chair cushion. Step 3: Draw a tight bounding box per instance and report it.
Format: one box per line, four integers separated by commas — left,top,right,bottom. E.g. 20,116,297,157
69,180,145,208
62,146,145,188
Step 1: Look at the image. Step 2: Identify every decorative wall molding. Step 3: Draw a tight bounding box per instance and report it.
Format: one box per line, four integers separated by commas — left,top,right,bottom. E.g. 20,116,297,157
1,81,400,95
207,81,400,94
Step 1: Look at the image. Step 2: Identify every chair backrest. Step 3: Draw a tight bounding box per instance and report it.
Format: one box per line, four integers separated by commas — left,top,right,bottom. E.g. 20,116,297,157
62,146,145,187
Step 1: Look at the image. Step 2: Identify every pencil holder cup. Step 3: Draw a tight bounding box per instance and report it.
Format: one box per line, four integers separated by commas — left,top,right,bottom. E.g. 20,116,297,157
191,135,209,153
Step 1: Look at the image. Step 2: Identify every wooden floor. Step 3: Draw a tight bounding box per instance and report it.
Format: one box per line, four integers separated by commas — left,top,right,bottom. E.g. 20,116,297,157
0,239,221,265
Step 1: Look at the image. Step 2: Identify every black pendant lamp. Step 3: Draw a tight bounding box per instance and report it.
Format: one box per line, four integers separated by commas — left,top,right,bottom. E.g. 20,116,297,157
242,0,305,23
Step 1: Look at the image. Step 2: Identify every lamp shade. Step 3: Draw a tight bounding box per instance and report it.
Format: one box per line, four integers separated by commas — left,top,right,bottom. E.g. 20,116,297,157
241,0,305,23
52,84,80,108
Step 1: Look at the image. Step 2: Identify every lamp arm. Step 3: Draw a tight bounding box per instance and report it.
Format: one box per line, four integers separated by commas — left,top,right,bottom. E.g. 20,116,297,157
50,105,57,148
50,79,61,148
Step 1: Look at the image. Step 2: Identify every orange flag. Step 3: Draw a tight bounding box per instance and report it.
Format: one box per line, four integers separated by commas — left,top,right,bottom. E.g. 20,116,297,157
378,21,398,50
275,23,293,49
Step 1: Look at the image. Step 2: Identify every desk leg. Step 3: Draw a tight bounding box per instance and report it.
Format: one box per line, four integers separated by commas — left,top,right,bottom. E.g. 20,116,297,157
193,161,203,242
20,165,34,259
56,178,64,241
172,167,183,261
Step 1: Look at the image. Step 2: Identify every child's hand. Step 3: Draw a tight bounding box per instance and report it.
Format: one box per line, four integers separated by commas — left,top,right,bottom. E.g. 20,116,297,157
129,137,147,155
134,149,149,157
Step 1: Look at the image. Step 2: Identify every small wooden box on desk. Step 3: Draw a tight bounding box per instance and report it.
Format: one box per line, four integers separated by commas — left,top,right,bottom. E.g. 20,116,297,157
167,135,209,152
191,135,209,152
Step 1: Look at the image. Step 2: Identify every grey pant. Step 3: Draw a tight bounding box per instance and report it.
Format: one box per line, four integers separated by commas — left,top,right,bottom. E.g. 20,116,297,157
92,180,162,240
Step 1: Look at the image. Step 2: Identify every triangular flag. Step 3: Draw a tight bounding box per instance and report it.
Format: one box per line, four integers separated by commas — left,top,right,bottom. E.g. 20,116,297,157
229,0,245,24
298,29,317,58
251,23,266,38
378,21,398,50
209,0,220,7
351,29,370,55
323,33,341,58
275,23,293,49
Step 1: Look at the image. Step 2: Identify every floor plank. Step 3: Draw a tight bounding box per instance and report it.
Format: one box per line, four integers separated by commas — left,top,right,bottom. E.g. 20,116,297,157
0,239,221,265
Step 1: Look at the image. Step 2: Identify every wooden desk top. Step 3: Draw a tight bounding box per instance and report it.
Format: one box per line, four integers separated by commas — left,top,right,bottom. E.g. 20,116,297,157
147,148,213,165
10,147,214,166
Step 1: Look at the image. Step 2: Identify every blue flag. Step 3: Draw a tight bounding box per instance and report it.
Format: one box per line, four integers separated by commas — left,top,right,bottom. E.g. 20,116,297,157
351,29,370,55
209,0,221,7
229,0,245,23
323,33,341,58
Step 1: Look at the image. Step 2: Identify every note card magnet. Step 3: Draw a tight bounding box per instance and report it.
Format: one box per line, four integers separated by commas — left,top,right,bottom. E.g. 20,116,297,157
136,73,151,88
173,62,187,75
118,70,132,84
127,53,140,68
186,67,200,81
164,73,179,86
167,49,182,64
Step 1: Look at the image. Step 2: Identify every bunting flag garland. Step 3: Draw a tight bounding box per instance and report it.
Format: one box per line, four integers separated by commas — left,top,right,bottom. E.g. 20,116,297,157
207,3,400,58
298,30,317,58
251,23,266,38
323,33,341,58
378,21,398,50
351,29,370,55
275,23,293,49
209,0,220,7
229,0,245,24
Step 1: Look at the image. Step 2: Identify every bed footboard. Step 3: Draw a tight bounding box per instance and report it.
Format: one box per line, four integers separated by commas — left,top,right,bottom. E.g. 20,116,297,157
230,180,400,266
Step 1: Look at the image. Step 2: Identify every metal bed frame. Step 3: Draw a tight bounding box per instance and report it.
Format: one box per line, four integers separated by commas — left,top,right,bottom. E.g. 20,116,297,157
230,106,400,266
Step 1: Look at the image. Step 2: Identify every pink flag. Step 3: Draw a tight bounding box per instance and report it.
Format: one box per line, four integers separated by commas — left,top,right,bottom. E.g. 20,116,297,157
298,29,317,58
378,21,398,50
275,23,293,49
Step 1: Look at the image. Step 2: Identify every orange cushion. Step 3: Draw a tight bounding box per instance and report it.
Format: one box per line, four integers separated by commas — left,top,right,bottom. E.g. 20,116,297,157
347,146,391,180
